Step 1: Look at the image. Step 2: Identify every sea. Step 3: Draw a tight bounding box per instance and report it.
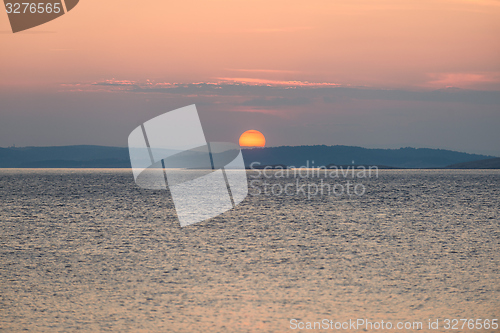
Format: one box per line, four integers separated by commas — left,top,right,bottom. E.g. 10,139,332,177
0,169,499,332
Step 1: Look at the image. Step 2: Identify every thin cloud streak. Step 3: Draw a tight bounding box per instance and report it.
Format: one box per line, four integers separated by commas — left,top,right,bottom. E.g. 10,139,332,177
77,79,500,106
244,26,315,33
424,72,500,90
215,77,341,87
225,69,300,74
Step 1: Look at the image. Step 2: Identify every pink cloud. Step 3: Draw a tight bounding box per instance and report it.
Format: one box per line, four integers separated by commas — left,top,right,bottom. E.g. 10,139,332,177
425,72,500,90
215,77,341,87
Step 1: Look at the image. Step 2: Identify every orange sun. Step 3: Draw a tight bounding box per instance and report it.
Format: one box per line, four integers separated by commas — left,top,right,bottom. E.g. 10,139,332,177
239,130,266,147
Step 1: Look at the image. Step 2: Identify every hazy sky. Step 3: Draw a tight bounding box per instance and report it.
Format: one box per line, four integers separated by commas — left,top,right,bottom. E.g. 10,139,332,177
1,0,499,155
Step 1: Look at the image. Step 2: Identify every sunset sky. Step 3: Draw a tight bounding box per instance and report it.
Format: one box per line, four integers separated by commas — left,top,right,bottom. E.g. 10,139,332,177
1,0,499,155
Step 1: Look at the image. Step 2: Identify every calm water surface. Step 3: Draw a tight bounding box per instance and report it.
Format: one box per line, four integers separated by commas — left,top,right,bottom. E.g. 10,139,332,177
0,169,499,332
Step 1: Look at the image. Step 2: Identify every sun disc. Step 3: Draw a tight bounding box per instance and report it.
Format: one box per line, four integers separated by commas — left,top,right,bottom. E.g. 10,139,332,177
239,130,266,147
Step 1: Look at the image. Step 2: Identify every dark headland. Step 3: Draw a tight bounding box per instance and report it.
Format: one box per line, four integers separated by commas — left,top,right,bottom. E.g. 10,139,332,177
446,157,500,169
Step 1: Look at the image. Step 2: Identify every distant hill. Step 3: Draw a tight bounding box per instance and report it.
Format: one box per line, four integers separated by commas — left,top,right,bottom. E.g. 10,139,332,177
0,145,495,169
243,145,494,169
0,145,130,168
447,157,500,169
